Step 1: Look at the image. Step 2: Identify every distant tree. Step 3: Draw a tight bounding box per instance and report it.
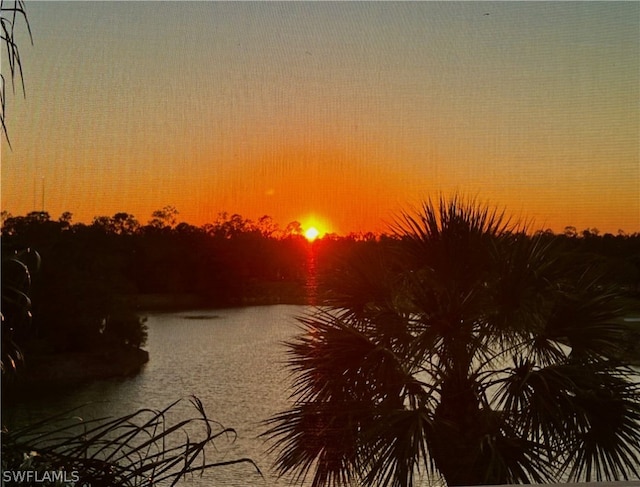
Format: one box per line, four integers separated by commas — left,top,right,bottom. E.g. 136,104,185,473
147,205,179,230
563,225,578,238
266,197,640,486
208,212,254,239
284,221,303,238
174,221,201,235
92,212,140,235
91,215,114,232
345,231,378,242
257,214,279,238
1,212,63,244
582,227,600,238
1,210,12,225
112,211,140,234
58,211,73,228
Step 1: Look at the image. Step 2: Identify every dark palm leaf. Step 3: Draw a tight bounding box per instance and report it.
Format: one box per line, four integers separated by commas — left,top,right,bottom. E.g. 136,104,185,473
360,407,436,487
265,198,640,486
561,369,640,481
0,0,32,147
2,249,40,374
2,396,261,486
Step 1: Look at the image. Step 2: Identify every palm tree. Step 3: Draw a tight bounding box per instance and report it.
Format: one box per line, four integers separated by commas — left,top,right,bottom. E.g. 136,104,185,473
265,196,640,486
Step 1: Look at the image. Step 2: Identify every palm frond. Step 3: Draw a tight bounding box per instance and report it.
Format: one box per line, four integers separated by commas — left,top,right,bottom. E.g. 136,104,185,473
561,370,640,481
264,401,361,487
2,396,261,486
493,357,640,482
264,197,640,486
0,0,32,147
476,424,556,484
360,407,435,487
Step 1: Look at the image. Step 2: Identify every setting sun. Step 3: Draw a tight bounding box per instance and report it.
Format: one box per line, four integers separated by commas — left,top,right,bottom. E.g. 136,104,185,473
304,227,320,242
300,214,332,240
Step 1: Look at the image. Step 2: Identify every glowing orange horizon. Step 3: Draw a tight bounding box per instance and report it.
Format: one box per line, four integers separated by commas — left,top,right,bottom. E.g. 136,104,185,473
1,3,637,237
298,213,335,238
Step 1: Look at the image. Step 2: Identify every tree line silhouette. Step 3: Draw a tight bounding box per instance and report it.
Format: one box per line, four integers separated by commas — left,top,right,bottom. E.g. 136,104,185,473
2,201,640,484
1,207,639,377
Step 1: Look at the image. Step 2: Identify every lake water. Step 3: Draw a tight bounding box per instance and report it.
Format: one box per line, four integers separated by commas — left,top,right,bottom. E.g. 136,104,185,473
5,305,313,486
4,306,639,486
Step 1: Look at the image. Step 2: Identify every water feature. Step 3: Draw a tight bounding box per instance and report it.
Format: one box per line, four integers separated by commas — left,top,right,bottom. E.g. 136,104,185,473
4,306,639,486
5,305,307,486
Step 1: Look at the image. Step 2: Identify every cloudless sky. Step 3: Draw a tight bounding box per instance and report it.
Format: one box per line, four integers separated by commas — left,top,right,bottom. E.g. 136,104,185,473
2,1,638,235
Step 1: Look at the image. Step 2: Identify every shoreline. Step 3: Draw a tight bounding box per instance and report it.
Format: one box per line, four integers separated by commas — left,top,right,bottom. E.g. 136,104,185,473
125,289,310,313
3,346,149,395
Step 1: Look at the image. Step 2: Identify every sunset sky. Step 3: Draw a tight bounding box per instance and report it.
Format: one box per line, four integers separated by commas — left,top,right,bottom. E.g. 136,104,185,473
2,1,638,235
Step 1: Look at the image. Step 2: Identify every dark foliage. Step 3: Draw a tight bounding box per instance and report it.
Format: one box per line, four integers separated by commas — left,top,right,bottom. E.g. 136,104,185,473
2,209,638,361
2,396,261,486
264,197,640,487
2,213,147,359
1,248,39,374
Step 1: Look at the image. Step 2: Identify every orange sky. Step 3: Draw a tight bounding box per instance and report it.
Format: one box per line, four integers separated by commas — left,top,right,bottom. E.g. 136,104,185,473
2,2,638,235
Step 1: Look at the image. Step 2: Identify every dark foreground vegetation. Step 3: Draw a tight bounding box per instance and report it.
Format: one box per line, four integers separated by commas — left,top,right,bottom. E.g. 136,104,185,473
2,206,640,387
265,198,640,486
2,396,260,486
2,200,640,486
1,5,261,485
